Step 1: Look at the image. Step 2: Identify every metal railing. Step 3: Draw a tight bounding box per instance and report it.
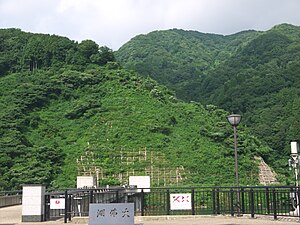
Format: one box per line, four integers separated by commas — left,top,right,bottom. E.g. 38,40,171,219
44,185,300,223
0,190,22,208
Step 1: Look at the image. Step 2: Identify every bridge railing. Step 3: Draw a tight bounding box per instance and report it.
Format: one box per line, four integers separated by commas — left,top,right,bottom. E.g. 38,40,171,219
44,185,300,223
0,190,22,208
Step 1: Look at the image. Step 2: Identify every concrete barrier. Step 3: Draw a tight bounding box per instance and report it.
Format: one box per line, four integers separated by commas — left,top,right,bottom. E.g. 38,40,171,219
0,195,22,208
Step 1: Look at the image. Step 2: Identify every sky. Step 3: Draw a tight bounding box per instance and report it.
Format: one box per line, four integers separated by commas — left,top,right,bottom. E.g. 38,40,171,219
1,0,300,50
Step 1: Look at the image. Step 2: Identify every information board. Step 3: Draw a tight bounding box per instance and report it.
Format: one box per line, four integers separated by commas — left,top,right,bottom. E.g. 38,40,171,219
50,198,65,209
170,193,191,210
129,176,150,192
89,203,134,225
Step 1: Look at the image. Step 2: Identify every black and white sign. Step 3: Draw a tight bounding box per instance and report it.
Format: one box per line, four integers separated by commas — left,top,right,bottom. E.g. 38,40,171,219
89,203,134,225
170,193,191,210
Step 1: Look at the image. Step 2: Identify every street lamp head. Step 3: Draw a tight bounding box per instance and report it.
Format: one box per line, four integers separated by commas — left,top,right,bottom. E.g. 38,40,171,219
227,114,242,127
291,141,299,155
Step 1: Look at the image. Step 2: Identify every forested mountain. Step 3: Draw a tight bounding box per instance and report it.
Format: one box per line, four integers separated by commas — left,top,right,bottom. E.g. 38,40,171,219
199,24,300,158
115,28,260,100
116,23,300,173
0,29,274,191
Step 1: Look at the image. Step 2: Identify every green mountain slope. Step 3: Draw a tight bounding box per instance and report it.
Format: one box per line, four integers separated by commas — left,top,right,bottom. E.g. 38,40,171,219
198,24,300,158
115,23,300,173
0,29,273,190
115,28,260,100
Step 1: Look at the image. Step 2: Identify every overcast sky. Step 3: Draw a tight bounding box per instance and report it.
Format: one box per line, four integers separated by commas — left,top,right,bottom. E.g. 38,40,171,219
1,0,300,50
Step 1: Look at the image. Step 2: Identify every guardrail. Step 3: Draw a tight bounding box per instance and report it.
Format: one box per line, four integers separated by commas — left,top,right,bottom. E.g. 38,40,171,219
0,190,22,208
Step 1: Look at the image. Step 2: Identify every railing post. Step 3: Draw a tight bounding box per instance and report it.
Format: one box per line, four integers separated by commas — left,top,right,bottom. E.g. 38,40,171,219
90,190,94,204
272,189,277,220
191,189,195,215
68,194,72,221
230,188,234,216
212,188,216,215
266,188,270,214
116,190,119,203
250,188,255,218
241,187,245,214
64,190,68,223
44,194,49,221
166,189,170,215
141,189,144,216
216,188,220,214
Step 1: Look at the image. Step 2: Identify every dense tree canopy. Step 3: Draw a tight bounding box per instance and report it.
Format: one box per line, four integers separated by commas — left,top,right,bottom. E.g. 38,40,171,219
116,23,300,174
0,28,115,75
0,28,274,190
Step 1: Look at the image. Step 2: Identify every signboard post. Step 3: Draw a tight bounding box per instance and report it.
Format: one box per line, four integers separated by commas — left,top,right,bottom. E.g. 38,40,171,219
89,203,134,225
170,193,191,210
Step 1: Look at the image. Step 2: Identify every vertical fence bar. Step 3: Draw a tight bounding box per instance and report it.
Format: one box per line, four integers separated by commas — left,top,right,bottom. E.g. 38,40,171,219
250,188,254,218
255,190,259,214
257,190,261,214
216,188,220,214
191,189,195,215
151,190,154,215
64,190,68,223
166,189,170,215
116,190,119,203
241,187,245,214
44,194,49,221
212,188,216,215
90,190,94,204
266,188,270,214
141,189,144,216
230,188,234,216
68,194,72,221
290,187,295,215
273,189,277,220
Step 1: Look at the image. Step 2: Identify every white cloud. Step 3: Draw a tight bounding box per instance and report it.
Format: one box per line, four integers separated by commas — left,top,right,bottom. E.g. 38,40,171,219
1,0,300,50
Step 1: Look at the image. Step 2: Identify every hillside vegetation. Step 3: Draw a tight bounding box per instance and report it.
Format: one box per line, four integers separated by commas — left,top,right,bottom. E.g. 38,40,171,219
0,29,273,190
116,23,300,174
116,28,260,100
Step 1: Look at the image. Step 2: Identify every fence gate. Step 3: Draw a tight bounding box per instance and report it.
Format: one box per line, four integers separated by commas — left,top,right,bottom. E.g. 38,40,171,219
45,191,68,221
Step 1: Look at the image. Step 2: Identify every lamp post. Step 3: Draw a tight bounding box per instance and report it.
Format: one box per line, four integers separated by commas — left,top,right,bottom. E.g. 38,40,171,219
227,114,242,215
289,141,300,212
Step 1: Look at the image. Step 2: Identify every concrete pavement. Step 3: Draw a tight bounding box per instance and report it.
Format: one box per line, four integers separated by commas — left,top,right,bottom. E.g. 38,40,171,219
0,205,64,225
1,205,300,225
136,216,300,225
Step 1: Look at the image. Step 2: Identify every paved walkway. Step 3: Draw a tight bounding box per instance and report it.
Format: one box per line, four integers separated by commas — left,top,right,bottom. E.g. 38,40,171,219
137,216,300,225
0,205,64,225
1,205,300,225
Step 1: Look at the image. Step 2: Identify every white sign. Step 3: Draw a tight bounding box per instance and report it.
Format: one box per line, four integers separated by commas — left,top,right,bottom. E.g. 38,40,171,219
77,176,96,188
129,176,150,192
170,193,191,210
89,203,134,225
50,198,65,209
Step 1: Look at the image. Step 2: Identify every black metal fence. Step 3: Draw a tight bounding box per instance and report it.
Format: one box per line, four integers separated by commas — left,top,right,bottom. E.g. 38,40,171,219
44,186,300,223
